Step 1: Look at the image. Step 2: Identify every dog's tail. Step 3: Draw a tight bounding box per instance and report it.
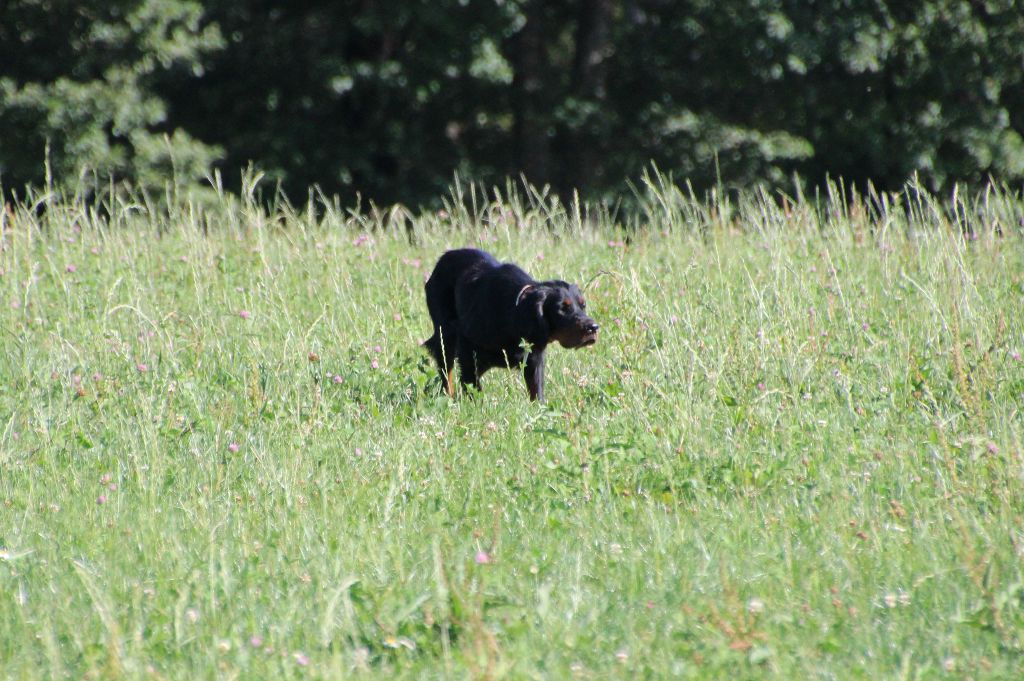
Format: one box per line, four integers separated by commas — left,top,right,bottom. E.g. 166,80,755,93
424,277,458,335
422,255,461,366
422,263,460,395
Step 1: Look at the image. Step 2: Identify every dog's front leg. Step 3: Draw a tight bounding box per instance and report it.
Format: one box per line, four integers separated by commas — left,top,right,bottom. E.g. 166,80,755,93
524,345,547,402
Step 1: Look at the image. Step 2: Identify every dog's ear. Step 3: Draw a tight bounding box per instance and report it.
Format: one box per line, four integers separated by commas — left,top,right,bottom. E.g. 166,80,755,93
516,285,550,346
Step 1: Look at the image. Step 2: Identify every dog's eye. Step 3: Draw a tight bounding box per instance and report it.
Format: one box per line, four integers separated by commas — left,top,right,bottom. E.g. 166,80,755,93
562,300,572,308
579,299,586,309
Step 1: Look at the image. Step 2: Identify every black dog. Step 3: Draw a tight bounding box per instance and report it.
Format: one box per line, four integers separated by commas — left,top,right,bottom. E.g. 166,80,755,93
422,249,599,402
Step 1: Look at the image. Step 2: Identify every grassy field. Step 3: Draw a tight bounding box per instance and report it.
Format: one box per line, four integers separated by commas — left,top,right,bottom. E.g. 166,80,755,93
1,178,1023,679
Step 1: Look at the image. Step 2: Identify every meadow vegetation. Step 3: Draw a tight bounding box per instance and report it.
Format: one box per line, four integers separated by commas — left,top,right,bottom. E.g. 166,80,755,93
1,176,1023,678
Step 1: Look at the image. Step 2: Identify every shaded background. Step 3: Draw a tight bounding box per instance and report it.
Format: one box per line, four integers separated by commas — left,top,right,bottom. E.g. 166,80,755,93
2,0,1023,206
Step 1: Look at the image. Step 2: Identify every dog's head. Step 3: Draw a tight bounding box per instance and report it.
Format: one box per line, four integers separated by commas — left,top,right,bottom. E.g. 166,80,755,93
517,281,599,349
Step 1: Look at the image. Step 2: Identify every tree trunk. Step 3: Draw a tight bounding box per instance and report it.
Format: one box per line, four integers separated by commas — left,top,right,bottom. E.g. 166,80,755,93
572,0,613,99
569,0,614,193
512,1,551,186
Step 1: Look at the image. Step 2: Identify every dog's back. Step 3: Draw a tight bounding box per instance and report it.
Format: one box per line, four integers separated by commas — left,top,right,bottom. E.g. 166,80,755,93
423,249,499,326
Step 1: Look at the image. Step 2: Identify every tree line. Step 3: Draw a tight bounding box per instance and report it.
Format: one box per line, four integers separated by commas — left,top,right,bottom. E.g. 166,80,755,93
2,0,1022,207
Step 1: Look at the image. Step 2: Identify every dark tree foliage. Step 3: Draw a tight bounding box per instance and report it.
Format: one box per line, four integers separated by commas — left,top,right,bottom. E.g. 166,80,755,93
2,0,1022,205
0,0,223,194
157,0,521,204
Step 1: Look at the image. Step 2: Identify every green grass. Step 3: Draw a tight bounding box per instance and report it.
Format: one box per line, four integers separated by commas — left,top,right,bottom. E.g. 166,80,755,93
1,178,1023,679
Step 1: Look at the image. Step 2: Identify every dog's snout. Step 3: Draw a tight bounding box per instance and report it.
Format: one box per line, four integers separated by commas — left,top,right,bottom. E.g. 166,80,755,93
585,322,600,334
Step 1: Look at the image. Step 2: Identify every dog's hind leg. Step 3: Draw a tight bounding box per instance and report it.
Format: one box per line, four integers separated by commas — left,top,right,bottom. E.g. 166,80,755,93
456,344,483,395
437,324,457,397
423,323,458,396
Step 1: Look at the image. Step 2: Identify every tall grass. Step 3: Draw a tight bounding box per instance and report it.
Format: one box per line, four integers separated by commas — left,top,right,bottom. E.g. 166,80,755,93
1,175,1022,678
